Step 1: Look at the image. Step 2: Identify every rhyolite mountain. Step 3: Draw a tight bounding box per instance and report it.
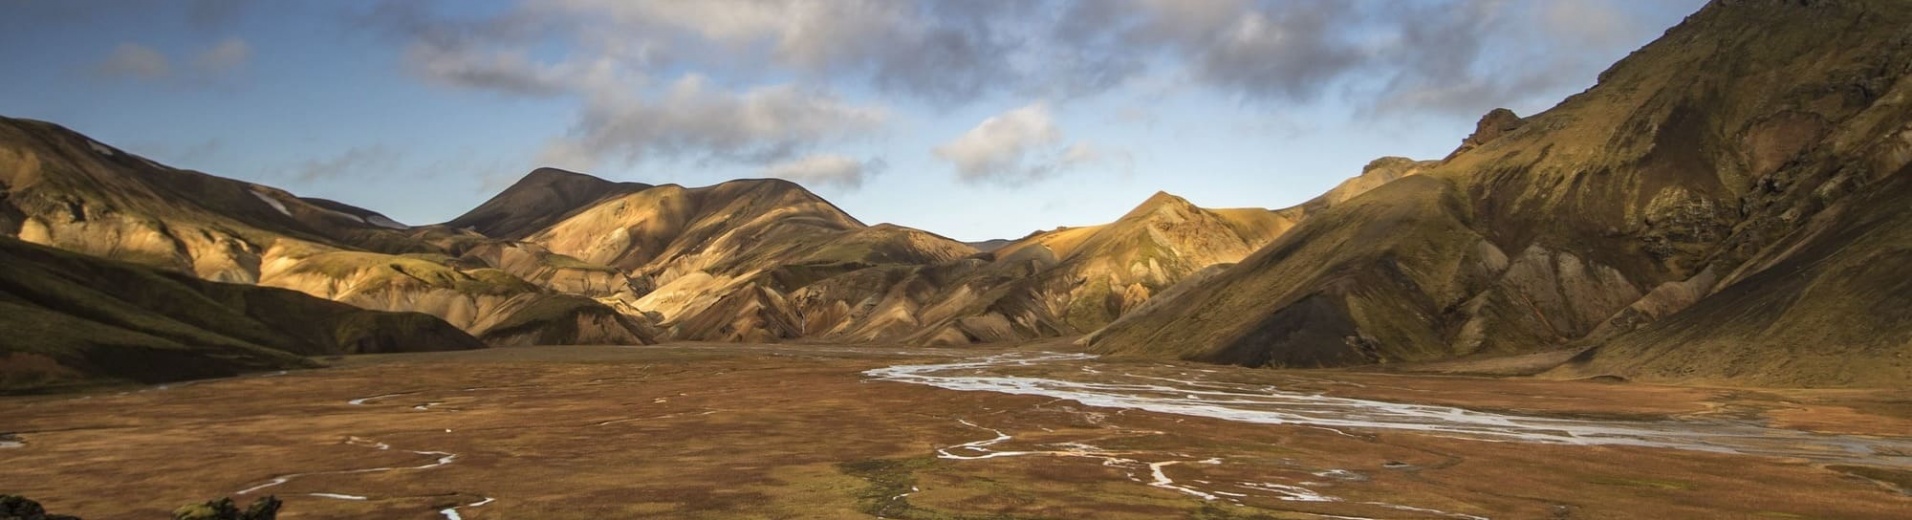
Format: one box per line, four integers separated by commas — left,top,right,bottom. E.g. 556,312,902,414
458,170,1292,344
1085,0,1912,387
0,117,655,347
443,167,653,240
0,235,481,391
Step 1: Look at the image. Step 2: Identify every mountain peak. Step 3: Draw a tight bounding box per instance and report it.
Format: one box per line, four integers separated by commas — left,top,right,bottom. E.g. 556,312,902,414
520,166,608,187
1120,191,1198,220
1362,156,1418,174
443,167,651,239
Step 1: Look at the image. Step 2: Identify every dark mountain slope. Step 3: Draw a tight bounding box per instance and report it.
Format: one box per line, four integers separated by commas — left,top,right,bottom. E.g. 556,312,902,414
0,236,481,392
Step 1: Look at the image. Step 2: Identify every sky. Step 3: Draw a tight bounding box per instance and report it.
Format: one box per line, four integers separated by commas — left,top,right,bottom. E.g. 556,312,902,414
0,0,1704,242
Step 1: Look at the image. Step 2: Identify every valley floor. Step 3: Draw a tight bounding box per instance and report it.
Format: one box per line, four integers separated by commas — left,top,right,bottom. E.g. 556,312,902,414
1,343,1908,519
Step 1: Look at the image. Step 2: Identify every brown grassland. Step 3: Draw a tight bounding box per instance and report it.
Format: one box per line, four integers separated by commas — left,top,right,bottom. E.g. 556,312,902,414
1,343,1907,519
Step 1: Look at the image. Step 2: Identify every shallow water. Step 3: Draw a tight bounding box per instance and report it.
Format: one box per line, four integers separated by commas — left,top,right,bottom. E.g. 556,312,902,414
867,353,1912,469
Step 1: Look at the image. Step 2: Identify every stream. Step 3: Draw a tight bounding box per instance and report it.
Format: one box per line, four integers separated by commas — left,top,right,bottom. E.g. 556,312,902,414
867,352,1912,519
866,353,1912,468
233,397,490,520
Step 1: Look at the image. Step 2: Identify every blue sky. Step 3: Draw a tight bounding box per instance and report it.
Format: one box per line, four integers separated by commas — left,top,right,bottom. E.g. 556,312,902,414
0,0,1703,241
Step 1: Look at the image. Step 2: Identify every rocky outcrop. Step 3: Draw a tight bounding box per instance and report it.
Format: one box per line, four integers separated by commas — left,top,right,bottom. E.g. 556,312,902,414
1444,108,1525,161
1,495,81,520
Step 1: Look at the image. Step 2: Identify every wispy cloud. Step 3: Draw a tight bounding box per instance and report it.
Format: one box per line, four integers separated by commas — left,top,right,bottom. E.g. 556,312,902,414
935,102,1122,185
286,145,401,182
761,154,886,190
96,38,255,83
539,75,889,171
97,43,170,80
193,38,252,74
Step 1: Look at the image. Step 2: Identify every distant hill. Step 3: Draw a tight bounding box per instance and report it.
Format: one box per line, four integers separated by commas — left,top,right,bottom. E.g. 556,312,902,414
0,235,480,392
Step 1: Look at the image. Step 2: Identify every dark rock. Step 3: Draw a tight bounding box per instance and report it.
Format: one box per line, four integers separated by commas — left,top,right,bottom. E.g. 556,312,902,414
1445,108,1525,160
1,495,82,520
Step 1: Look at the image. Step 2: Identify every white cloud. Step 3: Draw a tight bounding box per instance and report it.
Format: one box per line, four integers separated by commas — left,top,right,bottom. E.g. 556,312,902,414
526,0,1015,103
374,0,1702,172
194,37,251,73
760,154,884,189
546,74,889,169
99,38,256,83
98,43,170,80
935,102,1119,185
286,145,401,181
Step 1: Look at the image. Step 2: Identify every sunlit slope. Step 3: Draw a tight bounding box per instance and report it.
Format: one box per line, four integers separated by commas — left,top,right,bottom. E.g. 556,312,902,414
516,177,976,341
0,117,653,346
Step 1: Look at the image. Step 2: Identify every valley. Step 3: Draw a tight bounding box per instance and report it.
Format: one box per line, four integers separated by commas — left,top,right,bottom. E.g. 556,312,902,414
3,343,1906,519
4,1,1912,518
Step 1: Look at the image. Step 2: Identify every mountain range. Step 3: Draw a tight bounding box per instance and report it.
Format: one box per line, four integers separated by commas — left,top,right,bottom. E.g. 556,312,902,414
3,0,1908,389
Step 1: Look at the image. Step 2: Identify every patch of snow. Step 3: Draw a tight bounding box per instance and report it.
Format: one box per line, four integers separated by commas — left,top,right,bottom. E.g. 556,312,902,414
1149,461,1218,500
328,210,367,224
439,496,494,520
1365,502,1491,520
1313,469,1368,481
366,214,408,230
1240,482,1338,502
347,392,416,406
251,192,292,217
308,493,368,501
87,140,116,156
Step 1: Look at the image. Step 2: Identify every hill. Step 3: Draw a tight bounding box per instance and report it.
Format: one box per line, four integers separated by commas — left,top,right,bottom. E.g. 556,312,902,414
0,236,481,392
0,117,655,346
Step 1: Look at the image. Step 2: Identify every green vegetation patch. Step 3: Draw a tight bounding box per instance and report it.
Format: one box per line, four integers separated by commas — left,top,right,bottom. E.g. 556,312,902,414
540,251,620,272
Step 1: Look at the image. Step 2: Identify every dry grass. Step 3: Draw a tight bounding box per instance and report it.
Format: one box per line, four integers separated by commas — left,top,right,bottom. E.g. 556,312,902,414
0,344,1906,519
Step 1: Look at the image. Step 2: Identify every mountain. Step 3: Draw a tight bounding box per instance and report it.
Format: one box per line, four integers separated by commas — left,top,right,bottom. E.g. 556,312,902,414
444,167,1300,346
442,167,652,240
1085,0,1912,386
784,191,1292,345
0,235,481,392
511,176,977,341
0,117,655,346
